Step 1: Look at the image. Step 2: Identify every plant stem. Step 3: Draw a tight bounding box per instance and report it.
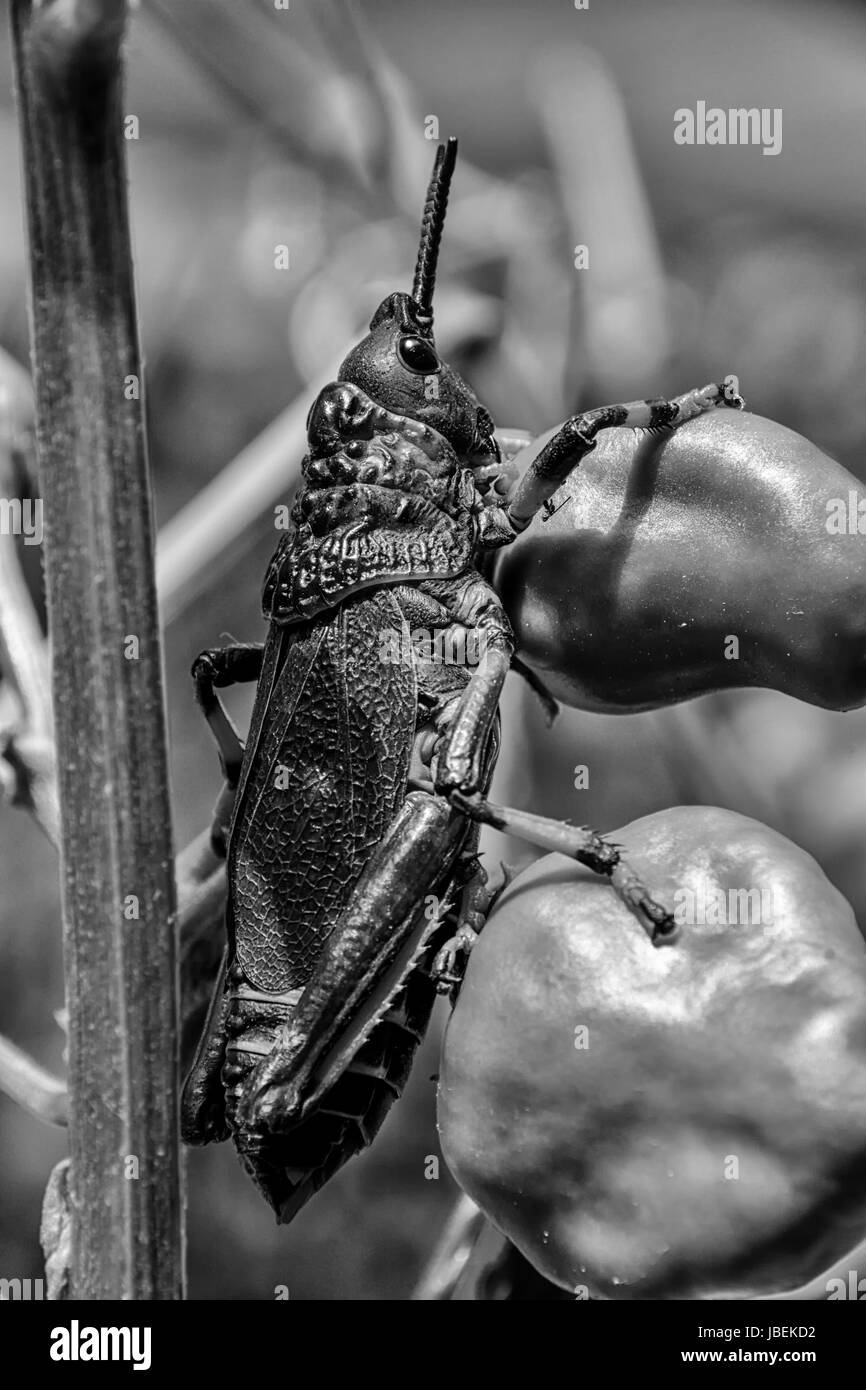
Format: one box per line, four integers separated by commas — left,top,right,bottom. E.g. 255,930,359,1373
10,0,183,1299
0,1033,68,1126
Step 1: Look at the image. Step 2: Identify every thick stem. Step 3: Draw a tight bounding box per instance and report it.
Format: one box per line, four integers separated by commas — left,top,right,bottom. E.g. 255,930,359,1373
10,0,183,1299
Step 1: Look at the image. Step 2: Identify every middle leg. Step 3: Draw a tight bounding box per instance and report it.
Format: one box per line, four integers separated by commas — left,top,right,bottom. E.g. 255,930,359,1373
451,791,678,945
421,573,679,944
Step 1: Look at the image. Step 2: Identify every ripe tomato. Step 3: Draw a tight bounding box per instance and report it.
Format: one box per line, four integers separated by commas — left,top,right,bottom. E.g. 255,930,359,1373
438,806,866,1299
493,410,866,711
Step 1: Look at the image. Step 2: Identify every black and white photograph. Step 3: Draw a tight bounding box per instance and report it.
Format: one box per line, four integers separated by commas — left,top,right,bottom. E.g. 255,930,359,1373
1,0,866,1354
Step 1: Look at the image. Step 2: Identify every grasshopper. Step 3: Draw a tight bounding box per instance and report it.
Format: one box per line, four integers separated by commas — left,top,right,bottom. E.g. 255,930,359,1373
182,139,743,1221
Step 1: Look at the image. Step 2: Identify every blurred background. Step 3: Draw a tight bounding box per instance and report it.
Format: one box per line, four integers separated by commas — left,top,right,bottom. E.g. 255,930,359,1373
2,0,866,1299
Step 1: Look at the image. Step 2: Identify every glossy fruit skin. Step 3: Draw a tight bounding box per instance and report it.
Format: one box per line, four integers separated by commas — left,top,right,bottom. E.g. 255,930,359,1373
437,806,866,1300
493,410,866,712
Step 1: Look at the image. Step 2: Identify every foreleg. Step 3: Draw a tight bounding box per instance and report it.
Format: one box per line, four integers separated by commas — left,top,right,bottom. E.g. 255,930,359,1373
504,380,745,532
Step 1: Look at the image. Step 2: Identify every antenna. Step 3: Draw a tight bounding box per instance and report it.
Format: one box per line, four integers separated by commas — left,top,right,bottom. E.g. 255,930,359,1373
411,137,458,324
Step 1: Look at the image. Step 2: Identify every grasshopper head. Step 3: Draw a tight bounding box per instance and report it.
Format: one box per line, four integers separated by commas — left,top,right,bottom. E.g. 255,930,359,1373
337,139,500,464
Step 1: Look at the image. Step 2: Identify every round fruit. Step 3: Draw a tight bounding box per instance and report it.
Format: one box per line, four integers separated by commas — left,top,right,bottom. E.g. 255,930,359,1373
438,806,866,1299
493,410,866,712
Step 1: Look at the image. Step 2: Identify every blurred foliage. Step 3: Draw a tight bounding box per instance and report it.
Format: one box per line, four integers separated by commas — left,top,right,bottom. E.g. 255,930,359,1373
2,0,866,1298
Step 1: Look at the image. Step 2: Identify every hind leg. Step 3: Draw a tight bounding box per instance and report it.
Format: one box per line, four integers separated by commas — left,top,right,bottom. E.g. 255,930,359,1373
238,789,468,1133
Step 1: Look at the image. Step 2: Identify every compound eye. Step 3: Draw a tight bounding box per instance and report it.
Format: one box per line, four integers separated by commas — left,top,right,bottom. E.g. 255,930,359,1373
397,335,440,375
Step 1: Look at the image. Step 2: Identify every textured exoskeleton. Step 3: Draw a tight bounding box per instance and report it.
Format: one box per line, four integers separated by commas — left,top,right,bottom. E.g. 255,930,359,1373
182,140,744,1222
